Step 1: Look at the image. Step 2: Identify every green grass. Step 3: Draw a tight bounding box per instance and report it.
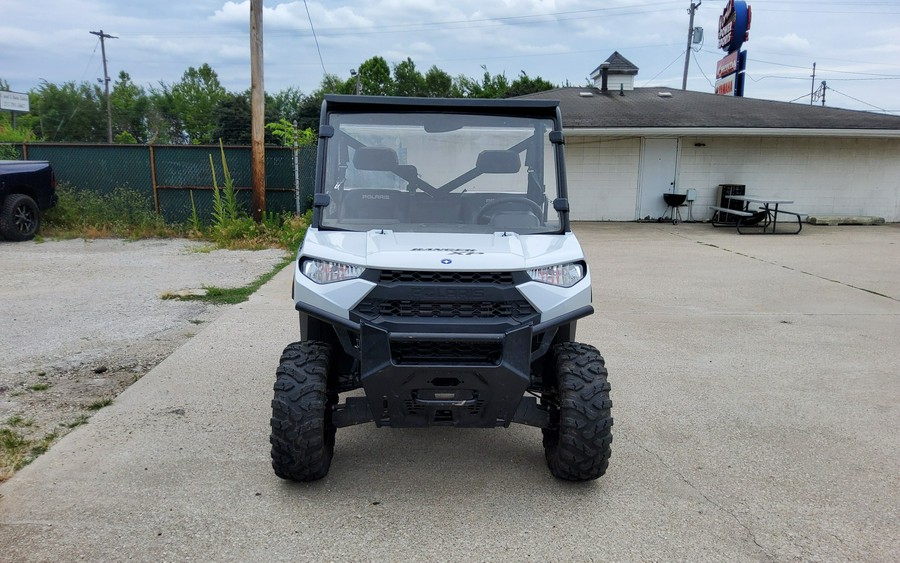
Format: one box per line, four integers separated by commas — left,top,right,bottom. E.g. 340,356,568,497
87,398,113,411
63,415,89,429
28,383,51,391
0,428,58,481
5,415,34,428
163,254,294,305
41,182,311,252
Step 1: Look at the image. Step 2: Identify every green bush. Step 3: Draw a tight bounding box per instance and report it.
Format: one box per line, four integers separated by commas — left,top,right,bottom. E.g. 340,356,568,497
203,142,311,251
42,183,179,239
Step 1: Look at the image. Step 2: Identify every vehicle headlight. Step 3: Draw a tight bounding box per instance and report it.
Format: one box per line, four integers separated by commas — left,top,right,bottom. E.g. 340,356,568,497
526,262,585,288
301,258,364,284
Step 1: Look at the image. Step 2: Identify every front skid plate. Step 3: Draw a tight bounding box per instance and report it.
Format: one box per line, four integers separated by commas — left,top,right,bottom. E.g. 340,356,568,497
358,322,532,428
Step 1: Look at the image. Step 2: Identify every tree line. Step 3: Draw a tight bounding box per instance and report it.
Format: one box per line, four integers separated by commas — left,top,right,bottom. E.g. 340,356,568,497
1,57,555,146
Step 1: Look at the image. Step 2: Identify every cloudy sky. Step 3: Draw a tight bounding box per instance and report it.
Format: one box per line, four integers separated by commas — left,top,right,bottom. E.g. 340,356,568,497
2,0,899,114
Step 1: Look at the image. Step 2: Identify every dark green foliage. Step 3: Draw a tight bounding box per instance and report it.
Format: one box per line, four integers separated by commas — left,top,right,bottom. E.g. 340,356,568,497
42,183,173,238
12,59,556,144
393,58,426,97
213,92,253,145
21,80,106,142
357,56,393,96
111,71,150,143
508,71,557,97
169,63,227,145
423,66,454,98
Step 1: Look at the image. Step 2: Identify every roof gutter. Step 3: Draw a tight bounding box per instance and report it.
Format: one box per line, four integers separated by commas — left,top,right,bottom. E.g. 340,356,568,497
564,127,900,139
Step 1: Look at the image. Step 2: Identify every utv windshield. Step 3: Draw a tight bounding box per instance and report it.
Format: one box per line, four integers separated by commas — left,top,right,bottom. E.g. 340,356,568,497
319,112,561,234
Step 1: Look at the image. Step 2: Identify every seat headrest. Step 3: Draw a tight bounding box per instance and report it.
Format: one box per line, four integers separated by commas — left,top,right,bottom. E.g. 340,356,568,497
476,150,521,174
353,147,399,171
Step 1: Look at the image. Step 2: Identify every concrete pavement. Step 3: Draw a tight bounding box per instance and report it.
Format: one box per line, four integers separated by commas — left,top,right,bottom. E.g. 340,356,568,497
1,222,898,561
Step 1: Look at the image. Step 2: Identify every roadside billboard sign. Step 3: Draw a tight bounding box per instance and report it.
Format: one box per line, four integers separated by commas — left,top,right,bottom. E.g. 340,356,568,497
1,91,30,112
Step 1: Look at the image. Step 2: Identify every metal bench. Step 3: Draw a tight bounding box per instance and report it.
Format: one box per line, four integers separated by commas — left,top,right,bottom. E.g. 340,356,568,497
709,205,754,226
709,204,803,235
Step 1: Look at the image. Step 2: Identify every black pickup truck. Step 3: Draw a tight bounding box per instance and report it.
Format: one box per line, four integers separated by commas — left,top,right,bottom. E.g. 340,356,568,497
0,160,57,241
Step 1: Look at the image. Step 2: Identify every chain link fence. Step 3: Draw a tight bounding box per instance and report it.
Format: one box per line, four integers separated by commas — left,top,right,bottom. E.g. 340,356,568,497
2,142,316,223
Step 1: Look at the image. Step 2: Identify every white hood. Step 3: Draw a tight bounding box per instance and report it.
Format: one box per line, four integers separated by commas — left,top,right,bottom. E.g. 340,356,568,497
301,228,585,271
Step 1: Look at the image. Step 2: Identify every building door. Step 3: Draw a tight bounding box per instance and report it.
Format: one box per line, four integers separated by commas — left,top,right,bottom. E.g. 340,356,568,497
637,138,679,220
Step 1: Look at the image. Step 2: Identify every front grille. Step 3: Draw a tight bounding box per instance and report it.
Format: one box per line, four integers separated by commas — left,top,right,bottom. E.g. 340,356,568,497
391,341,502,364
380,270,514,285
355,299,535,319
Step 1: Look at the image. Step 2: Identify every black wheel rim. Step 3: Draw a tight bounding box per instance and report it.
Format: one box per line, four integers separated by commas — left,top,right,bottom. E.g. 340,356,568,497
14,203,36,234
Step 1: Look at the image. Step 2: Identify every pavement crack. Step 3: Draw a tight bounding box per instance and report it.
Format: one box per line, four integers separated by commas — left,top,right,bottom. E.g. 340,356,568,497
620,431,775,561
696,241,899,303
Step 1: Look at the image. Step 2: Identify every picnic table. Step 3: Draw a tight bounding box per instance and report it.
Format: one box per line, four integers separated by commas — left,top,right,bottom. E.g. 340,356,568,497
710,195,804,235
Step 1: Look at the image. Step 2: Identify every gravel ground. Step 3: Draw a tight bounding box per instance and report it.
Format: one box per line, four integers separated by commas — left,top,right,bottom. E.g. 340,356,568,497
0,238,287,473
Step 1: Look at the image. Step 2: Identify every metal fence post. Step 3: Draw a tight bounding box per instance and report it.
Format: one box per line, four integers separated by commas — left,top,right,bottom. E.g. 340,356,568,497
293,120,301,215
149,145,160,213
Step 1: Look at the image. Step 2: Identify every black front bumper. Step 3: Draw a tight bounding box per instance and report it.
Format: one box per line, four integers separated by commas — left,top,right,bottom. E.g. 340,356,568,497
359,321,532,428
296,301,593,428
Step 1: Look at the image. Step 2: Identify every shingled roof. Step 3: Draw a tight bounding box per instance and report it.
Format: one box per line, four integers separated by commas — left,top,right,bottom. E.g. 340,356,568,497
590,51,639,77
518,87,900,134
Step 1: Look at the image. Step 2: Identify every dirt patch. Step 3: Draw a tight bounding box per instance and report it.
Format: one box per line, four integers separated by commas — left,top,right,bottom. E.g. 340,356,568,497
0,238,287,479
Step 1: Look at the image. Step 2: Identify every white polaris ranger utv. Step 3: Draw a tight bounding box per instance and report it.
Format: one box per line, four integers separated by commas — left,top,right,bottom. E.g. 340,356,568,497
270,95,612,482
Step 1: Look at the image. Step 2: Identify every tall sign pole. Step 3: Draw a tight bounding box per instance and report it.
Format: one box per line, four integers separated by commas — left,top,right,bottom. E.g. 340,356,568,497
250,0,266,222
90,30,117,143
714,0,751,97
682,2,701,90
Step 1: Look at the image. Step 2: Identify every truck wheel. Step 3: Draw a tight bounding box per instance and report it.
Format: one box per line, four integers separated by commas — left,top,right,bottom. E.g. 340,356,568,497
0,194,40,241
270,341,336,481
543,342,613,481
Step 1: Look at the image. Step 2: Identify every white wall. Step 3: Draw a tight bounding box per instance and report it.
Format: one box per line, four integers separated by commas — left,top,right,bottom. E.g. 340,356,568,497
678,136,900,222
565,134,900,222
565,136,641,220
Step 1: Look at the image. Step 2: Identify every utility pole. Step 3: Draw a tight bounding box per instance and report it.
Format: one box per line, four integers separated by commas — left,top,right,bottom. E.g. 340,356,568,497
681,1,701,90
250,0,266,222
90,30,117,143
821,81,826,107
810,62,816,106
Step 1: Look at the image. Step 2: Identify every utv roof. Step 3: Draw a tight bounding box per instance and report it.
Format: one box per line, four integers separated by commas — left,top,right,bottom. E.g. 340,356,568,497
323,95,561,118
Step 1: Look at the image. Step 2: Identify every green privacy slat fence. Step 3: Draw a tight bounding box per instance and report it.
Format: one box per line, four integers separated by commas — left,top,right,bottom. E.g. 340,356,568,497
3,143,317,224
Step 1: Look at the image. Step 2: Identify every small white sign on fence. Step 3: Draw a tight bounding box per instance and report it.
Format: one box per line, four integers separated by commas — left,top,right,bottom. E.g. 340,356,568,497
1,91,30,112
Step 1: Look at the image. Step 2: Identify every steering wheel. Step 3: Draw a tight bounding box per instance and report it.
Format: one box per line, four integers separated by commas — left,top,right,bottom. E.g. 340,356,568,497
474,197,543,225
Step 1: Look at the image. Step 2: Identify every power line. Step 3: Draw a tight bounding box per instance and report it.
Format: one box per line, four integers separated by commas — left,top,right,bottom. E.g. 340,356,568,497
302,0,327,76
699,47,900,74
786,92,811,103
755,58,900,77
79,38,101,84
692,51,715,89
129,1,687,40
825,85,887,112
641,50,687,86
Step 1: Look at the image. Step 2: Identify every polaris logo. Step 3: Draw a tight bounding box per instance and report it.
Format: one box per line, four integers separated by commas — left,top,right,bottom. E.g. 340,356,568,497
412,248,484,255
362,194,391,200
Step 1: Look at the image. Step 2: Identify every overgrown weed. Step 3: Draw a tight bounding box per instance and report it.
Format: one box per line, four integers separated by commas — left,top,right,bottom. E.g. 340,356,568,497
42,183,182,240
0,427,58,481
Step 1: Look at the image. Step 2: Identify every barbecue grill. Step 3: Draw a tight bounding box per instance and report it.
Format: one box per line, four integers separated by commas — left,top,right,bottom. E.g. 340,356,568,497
662,192,687,224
